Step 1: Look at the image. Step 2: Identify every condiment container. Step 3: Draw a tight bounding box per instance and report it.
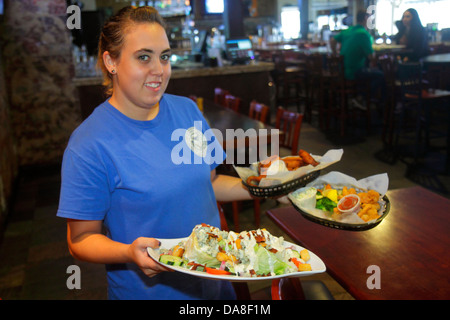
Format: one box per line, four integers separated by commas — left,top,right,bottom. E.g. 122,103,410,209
337,194,360,214
289,187,317,209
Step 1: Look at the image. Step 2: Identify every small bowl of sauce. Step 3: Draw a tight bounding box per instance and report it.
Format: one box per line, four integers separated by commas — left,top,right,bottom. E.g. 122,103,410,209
337,194,360,214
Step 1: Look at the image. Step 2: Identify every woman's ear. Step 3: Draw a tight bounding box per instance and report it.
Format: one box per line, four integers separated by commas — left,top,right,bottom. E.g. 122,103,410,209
103,51,117,75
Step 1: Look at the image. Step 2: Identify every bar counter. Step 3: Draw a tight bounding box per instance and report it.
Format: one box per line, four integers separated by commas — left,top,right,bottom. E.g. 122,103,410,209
73,61,275,119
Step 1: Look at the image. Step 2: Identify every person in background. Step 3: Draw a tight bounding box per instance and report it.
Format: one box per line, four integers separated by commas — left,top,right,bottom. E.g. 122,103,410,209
330,11,385,106
394,8,429,61
57,6,255,300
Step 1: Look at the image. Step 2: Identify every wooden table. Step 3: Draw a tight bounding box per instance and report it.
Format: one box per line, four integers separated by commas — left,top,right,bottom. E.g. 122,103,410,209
267,186,450,300
202,100,281,165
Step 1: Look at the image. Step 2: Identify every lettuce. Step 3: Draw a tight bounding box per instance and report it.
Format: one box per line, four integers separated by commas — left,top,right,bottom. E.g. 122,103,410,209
255,245,287,275
184,231,221,268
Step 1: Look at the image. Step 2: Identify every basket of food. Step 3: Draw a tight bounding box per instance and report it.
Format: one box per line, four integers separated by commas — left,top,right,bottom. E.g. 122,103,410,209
234,149,343,198
288,171,390,231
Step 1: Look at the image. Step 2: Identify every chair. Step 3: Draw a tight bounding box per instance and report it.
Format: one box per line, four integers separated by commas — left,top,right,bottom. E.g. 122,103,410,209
251,278,335,300
305,53,331,130
271,52,308,113
224,94,242,113
275,106,304,155
214,87,229,106
378,54,400,147
326,55,371,137
217,201,229,231
271,278,335,300
393,62,450,165
249,100,269,124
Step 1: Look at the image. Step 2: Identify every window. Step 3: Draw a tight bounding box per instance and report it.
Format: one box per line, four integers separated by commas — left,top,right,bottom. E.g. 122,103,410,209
375,0,450,36
205,0,224,14
281,6,300,40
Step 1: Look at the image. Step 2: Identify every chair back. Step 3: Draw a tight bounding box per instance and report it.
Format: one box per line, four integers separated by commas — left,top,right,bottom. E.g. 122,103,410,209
224,94,242,113
378,54,397,87
326,54,345,81
398,62,423,101
275,107,304,155
306,53,324,76
214,87,229,106
271,52,287,72
249,100,269,124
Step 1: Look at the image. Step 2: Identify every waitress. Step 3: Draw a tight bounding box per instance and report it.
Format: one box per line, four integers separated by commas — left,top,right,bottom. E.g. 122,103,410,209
57,6,254,300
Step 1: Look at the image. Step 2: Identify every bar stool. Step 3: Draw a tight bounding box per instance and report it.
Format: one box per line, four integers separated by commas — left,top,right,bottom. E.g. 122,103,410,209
305,53,331,130
378,54,400,148
327,55,371,137
271,52,308,113
394,62,450,168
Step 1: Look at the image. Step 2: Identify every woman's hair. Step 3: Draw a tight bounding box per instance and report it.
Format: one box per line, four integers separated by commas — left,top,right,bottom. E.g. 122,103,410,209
405,8,424,32
97,6,166,96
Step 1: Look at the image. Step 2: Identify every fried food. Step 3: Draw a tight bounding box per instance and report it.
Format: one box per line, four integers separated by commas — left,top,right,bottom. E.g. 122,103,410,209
299,149,319,166
246,175,265,186
246,150,319,186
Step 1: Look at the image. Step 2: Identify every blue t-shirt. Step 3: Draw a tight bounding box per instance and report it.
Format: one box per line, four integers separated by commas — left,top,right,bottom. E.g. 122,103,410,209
57,94,235,299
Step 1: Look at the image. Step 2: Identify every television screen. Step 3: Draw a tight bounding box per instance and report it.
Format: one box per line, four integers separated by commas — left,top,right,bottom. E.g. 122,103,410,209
225,38,255,64
205,0,224,14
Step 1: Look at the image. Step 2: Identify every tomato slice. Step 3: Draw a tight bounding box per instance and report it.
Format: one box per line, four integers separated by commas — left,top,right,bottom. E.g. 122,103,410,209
205,267,231,275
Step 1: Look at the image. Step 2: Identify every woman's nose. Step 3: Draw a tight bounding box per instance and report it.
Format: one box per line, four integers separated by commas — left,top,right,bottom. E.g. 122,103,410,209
151,60,164,75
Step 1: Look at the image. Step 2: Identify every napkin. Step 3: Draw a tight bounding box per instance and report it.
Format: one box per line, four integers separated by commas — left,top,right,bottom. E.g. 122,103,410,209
234,149,343,187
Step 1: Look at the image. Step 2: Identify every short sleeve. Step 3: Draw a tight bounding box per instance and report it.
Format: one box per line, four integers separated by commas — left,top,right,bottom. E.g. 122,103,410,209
57,148,111,220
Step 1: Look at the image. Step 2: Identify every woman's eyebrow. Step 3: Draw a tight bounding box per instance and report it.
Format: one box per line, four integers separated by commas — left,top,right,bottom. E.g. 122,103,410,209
135,48,172,54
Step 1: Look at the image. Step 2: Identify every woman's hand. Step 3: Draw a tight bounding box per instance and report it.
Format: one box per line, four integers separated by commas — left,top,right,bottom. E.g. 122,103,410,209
67,219,171,277
128,237,171,277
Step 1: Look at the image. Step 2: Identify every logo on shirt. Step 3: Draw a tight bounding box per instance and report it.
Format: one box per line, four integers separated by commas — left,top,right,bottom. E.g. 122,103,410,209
185,126,207,157
170,120,280,165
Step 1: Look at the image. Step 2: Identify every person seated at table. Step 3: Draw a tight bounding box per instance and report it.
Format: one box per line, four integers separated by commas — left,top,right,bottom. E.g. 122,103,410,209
330,11,385,105
393,8,429,62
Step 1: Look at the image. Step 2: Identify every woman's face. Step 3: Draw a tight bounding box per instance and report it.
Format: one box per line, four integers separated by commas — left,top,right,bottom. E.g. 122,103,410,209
108,22,171,120
402,11,413,28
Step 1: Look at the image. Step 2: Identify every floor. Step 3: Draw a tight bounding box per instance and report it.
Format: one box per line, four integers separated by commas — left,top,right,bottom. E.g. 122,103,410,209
1,107,449,300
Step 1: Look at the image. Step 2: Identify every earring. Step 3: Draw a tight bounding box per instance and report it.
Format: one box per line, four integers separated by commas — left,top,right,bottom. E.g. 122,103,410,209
111,69,116,74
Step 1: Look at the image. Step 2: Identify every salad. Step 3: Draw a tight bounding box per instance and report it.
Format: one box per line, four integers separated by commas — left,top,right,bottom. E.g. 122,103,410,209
157,223,312,277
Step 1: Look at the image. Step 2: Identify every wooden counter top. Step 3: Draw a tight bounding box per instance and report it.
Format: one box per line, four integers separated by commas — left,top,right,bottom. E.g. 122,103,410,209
73,61,274,87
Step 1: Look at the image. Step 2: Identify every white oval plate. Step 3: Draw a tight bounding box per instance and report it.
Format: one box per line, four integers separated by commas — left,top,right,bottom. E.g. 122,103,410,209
147,237,326,282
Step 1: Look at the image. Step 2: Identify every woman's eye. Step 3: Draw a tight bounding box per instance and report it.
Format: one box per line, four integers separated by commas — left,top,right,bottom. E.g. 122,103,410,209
138,55,150,62
161,53,171,61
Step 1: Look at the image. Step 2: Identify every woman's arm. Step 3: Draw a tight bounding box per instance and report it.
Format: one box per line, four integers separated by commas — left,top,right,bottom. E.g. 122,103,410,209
211,169,253,202
67,219,168,277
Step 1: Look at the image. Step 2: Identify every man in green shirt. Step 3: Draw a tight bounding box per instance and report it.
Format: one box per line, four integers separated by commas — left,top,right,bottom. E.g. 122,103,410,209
330,11,385,103
331,11,374,79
